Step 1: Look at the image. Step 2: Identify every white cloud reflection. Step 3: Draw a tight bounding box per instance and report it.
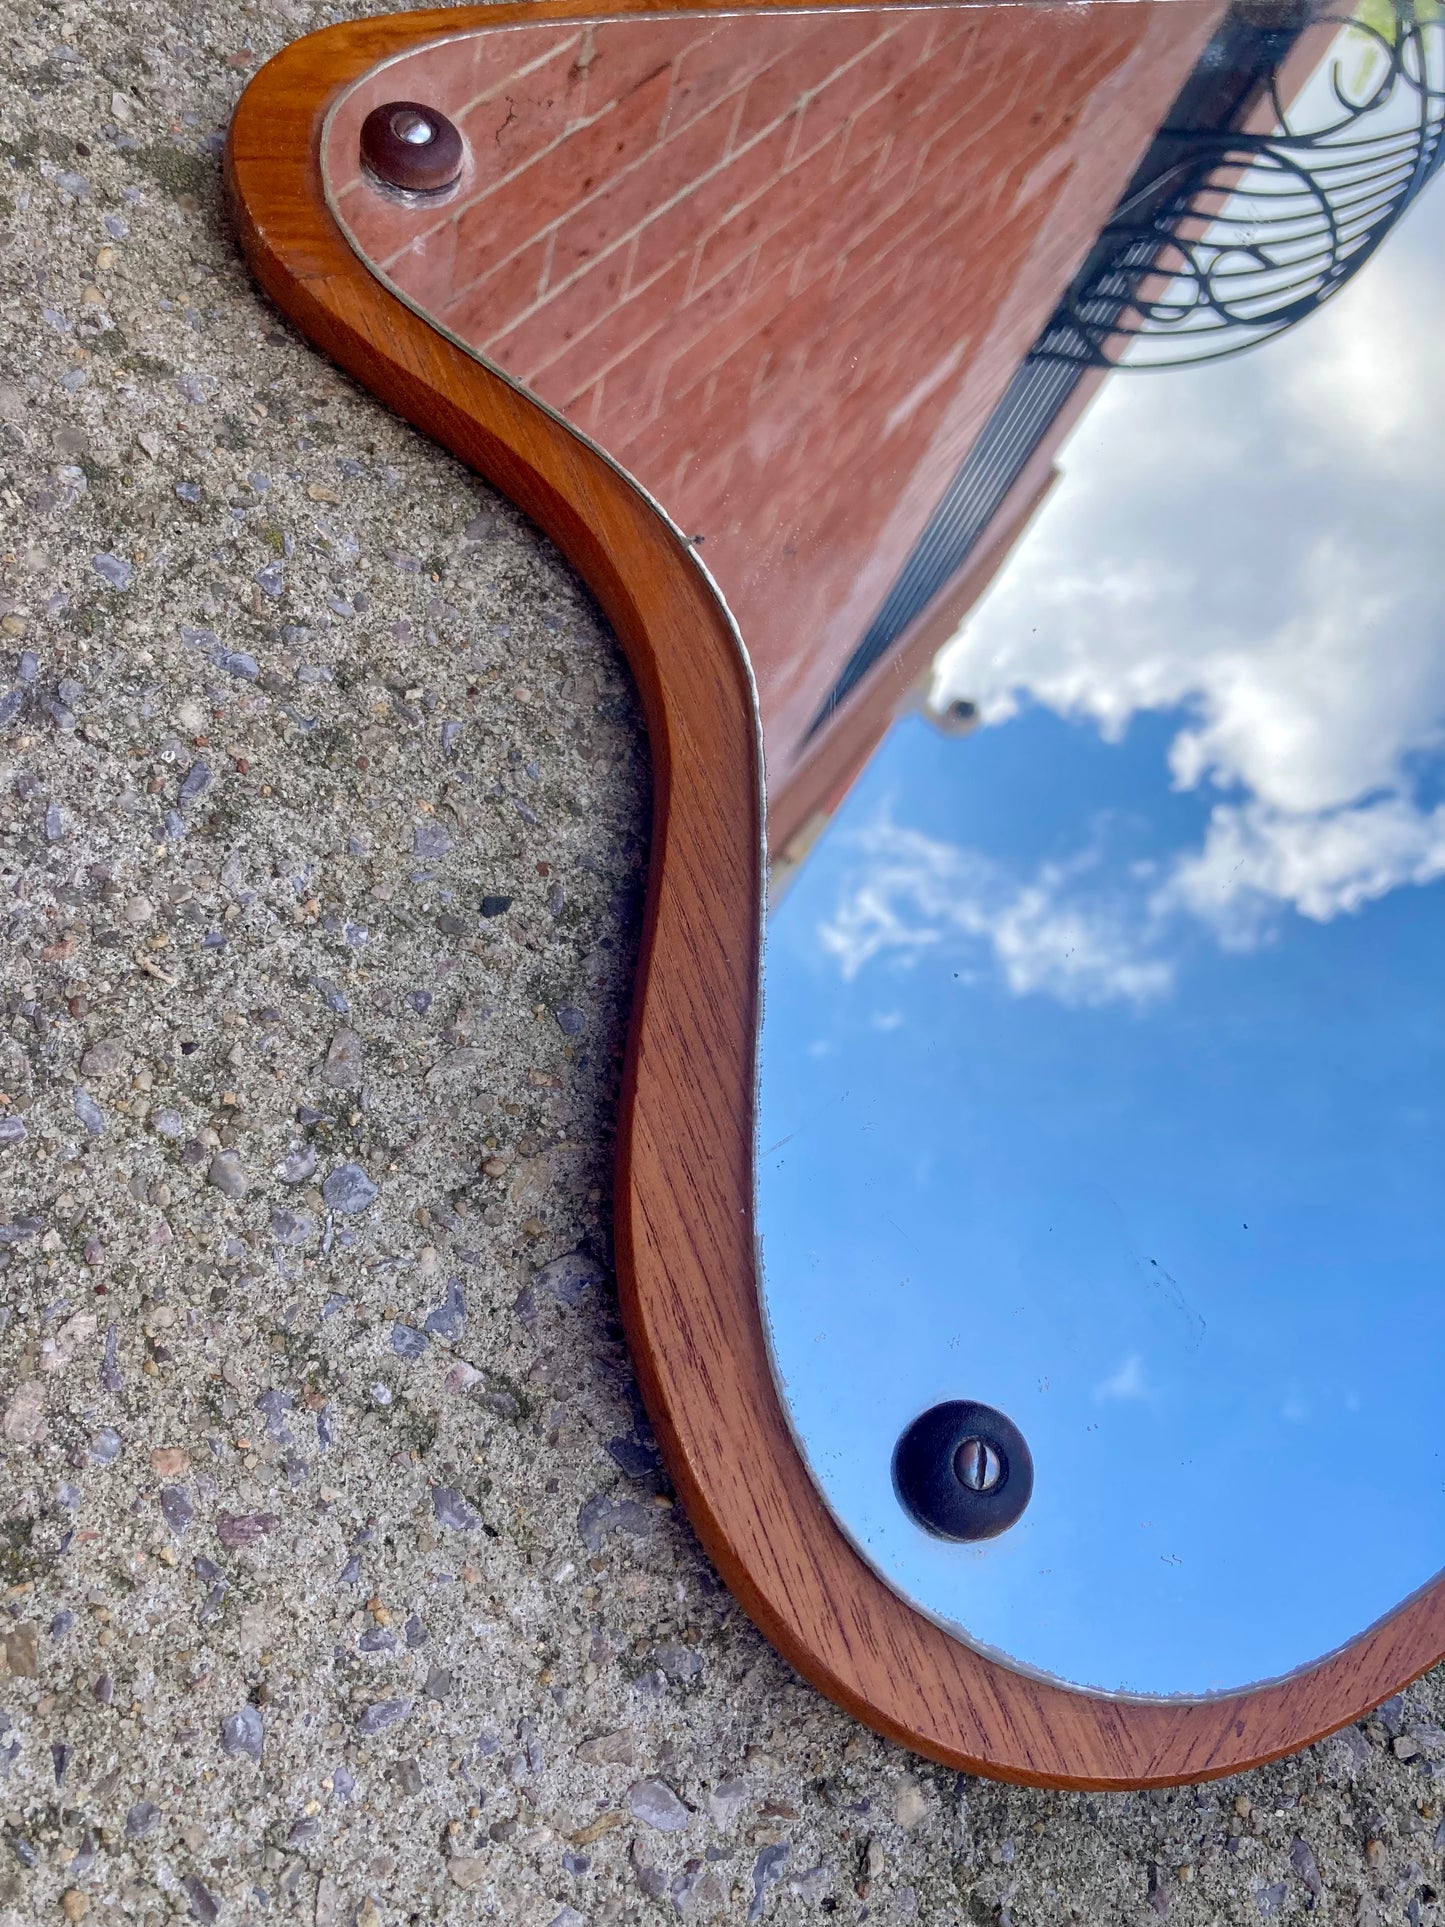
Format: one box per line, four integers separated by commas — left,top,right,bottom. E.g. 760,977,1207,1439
1166,794,1445,946
1093,1353,1152,1405
864,183,1445,995
818,815,1173,1006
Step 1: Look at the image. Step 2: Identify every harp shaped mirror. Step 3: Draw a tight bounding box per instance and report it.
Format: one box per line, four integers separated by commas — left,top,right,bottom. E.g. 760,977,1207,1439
229,0,1445,1783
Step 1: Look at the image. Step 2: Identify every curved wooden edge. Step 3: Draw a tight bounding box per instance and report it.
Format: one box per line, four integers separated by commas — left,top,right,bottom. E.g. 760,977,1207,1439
226,1,1445,1789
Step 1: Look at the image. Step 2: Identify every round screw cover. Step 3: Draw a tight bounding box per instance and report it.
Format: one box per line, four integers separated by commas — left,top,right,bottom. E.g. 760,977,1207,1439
893,1400,1033,1541
360,101,464,196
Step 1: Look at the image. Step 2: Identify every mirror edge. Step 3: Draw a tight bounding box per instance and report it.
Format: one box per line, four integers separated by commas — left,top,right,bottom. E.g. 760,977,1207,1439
225,0,1445,1788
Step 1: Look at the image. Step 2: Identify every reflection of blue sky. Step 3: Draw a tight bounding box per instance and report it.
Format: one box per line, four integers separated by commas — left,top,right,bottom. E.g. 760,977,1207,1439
757,168,1445,1696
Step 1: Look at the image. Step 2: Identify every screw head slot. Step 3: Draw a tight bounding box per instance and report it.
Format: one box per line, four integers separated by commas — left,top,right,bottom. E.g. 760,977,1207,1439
954,1436,1002,1492
360,101,464,196
391,108,435,146
893,1400,1033,1541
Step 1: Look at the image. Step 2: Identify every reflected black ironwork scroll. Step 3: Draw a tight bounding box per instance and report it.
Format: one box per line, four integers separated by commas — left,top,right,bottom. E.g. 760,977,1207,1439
1040,0,1445,369
812,0,1444,731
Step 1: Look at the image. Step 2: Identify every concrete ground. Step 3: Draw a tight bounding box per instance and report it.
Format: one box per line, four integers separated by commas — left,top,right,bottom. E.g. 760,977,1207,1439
0,2,1442,1922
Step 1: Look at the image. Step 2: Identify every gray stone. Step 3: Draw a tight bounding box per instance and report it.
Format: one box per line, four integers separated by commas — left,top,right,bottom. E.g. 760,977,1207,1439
274,1143,318,1184
577,1493,653,1552
256,1390,294,1441
358,1697,412,1737
92,553,133,590
413,820,452,858
654,1642,703,1682
704,1779,749,1830
100,1322,122,1392
893,1777,928,1829
79,1036,127,1079
221,1704,264,1762
750,1844,790,1922
630,1840,668,1900
126,1800,160,1838
627,1779,690,1832
183,1873,220,1923
1290,1835,1322,1899
160,1486,194,1536
217,1512,278,1548
315,978,350,1015
423,1278,466,1339
180,761,213,806
430,1486,482,1531
536,1250,605,1306
208,1150,249,1199
270,1208,313,1246
321,1162,378,1214
391,1322,426,1360
787,1864,831,1905
319,1026,365,1088
606,1434,659,1478
577,1728,635,1767
73,1088,105,1137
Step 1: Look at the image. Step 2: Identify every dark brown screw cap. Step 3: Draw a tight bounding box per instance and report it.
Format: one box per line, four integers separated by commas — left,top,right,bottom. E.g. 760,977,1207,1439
359,102,464,196
893,1400,1033,1541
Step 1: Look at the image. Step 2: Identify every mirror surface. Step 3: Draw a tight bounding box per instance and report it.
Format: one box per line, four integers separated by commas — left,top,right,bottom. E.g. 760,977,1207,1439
760,193,1445,1692
324,2,1445,1696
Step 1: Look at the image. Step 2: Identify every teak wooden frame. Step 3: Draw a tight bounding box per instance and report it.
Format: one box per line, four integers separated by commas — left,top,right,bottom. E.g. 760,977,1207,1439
226,0,1445,1788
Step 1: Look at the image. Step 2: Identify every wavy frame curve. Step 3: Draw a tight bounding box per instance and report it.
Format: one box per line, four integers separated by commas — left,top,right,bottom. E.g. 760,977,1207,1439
225,0,1445,1787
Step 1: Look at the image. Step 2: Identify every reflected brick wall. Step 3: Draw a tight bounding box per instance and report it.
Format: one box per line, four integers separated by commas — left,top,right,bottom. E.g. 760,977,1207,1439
328,4,1223,780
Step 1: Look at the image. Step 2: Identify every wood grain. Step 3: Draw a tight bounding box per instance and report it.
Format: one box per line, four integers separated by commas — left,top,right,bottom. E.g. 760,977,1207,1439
226,0,1445,1788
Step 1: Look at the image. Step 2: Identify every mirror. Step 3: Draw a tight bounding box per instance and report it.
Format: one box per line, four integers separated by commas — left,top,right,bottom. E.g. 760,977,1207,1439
319,1,1445,1701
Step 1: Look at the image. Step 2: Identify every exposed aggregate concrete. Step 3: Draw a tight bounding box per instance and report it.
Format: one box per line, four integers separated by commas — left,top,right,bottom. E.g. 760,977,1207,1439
1,1,1444,1923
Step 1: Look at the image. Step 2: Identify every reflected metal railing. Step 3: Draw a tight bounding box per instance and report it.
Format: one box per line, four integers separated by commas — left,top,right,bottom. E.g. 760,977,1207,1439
809,0,1443,734
1036,0,1445,369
